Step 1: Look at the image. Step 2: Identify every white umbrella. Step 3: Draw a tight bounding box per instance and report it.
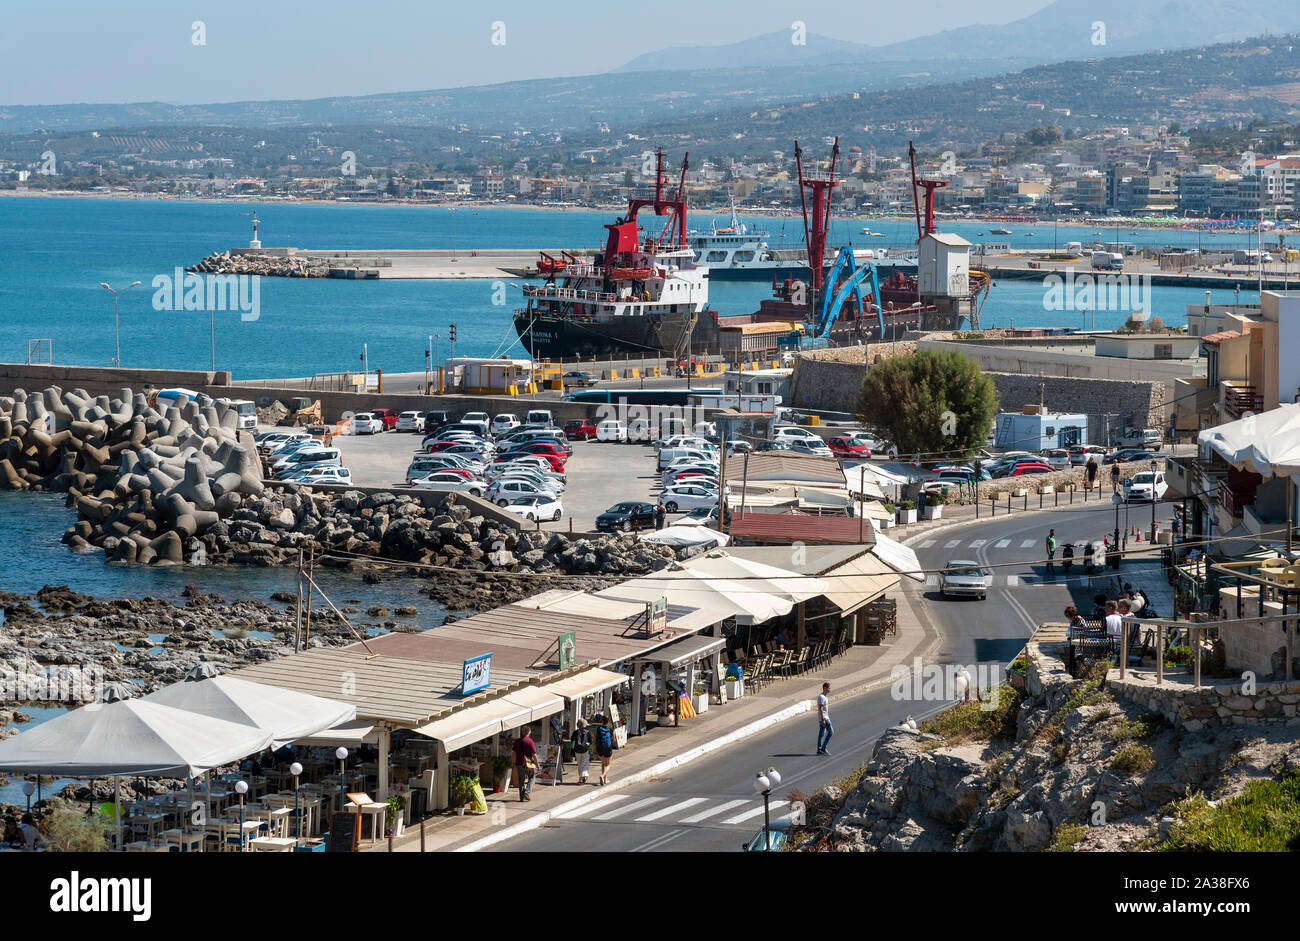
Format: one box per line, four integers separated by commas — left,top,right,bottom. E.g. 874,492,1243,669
1200,404,1300,478
641,525,729,548
144,675,356,749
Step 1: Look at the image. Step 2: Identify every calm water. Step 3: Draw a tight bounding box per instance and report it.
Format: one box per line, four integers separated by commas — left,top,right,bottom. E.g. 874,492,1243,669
0,196,1275,380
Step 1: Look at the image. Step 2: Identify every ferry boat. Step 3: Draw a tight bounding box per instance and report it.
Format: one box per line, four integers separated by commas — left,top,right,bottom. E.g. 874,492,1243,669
684,199,828,281
989,227,1012,235
513,150,722,359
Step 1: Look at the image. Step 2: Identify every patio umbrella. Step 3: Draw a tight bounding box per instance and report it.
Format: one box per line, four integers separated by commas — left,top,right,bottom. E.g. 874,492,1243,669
144,675,355,749
641,525,729,548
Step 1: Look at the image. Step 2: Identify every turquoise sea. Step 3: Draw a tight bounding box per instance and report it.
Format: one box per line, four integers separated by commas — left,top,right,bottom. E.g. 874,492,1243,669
0,196,1273,379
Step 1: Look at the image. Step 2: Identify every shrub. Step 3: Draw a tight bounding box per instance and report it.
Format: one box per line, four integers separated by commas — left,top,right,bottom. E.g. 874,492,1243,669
920,684,1024,745
1051,823,1089,852
40,799,113,852
1162,772,1300,852
1111,717,1154,744
1111,744,1155,774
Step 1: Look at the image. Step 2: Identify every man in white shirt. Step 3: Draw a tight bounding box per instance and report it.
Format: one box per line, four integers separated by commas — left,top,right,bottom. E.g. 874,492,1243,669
1103,600,1123,648
816,682,833,756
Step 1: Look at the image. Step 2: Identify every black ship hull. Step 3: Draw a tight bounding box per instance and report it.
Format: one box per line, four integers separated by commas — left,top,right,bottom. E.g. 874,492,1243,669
514,310,721,359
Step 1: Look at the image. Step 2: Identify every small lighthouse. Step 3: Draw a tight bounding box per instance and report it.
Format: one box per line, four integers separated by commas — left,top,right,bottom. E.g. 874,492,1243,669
245,210,262,249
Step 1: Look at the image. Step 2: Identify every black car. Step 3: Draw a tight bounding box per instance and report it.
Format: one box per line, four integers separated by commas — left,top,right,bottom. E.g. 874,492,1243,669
424,410,450,429
596,501,657,533
1103,447,1155,464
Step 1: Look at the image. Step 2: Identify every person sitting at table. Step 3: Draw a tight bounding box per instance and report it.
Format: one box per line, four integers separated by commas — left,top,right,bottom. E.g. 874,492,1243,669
2,816,19,847
1064,606,1087,638
18,813,41,852
724,658,743,681
771,627,791,648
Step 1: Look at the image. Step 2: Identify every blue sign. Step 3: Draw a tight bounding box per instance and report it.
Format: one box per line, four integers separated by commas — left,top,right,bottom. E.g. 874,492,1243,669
462,653,492,695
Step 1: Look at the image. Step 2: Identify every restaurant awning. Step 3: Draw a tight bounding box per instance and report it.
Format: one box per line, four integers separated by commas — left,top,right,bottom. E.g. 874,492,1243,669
294,719,380,747
816,551,900,615
636,634,727,667
500,686,565,723
539,668,629,701
410,699,528,752
866,528,926,582
1200,402,1300,478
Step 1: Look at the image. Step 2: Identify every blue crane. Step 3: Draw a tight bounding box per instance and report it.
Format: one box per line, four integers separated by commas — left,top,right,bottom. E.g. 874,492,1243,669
812,245,881,338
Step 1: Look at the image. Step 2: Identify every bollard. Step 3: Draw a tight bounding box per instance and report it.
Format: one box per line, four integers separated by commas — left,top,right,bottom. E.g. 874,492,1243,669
1023,492,1028,511
568,517,573,535
388,832,394,852
420,819,426,852
1039,490,1043,510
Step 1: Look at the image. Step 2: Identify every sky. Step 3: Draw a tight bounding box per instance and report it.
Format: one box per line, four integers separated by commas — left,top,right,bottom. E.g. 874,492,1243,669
1,0,1055,106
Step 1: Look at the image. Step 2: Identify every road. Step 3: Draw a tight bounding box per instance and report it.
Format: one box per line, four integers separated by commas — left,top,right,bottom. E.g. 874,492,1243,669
489,498,1174,851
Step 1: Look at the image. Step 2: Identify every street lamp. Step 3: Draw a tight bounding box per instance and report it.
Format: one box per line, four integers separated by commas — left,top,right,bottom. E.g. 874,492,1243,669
234,779,249,851
1149,459,1159,542
21,780,34,814
1112,490,1122,569
753,766,781,850
99,281,141,368
336,747,349,812
290,761,303,846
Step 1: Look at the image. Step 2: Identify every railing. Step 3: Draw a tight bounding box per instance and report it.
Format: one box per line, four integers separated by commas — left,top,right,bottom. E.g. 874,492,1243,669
1223,383,1263,419
1191,460,1227,499
522,284,619,303
1218,478,1256,518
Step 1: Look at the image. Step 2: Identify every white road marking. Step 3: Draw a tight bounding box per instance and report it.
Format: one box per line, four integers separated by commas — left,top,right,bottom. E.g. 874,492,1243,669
1020,540,1035,548
678,799,749,824
555,795,629,819
944,539,961,548
721,800,789,826
920,540,936,548
994,539,1010,549
591,797,664,821
636,798,709,822
630,828,686,853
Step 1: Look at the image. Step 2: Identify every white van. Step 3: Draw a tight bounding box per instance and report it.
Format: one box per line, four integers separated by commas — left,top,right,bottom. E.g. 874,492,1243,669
225,399,258,431
525,409,554,428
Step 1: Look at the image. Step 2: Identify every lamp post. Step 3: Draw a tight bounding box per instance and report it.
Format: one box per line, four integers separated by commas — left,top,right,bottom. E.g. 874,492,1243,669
336,747,349,812
99,281,141,368
752,766,781,850
290,761,303,846
234,779,249,851
1149,458,1159,542
21,780,34,814
1112,491,1122,568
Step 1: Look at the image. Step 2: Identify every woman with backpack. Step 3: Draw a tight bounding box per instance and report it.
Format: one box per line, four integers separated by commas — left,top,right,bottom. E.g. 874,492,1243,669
571,718,591,784
593,715,616,786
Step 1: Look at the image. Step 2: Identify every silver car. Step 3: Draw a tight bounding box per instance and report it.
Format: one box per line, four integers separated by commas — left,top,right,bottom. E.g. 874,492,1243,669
940,560,989,600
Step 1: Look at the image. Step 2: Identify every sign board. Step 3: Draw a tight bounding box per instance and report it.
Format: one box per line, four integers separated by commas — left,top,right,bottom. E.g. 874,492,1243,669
648,597,668,635
535,744,563,786
557,632,577,671
462,653,492,695
328,812,359,852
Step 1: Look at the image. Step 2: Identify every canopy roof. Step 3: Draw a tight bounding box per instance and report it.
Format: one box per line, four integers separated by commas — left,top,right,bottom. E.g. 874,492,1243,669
866,528,926,582
641,524,729,548
1200,403,1300,478
0,699,273,778
144,675,356,749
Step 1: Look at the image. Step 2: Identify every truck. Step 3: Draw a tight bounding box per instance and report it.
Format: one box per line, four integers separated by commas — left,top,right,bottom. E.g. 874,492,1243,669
285,397,322,427
1091,251,1124,271
225,398,258,431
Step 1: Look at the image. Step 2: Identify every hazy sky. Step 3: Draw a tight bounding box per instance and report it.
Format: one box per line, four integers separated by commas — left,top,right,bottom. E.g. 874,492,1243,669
1,0,1054,106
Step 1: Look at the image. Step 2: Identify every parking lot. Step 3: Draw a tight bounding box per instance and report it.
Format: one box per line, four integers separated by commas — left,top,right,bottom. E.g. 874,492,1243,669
293,425,677,534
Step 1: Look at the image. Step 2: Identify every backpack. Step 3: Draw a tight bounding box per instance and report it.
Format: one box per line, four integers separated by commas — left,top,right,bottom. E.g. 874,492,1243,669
595,725,613,750
572,728,590,753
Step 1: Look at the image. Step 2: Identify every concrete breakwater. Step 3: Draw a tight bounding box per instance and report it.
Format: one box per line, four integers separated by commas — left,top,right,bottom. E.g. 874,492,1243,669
0,385,685,578
189,250,329,278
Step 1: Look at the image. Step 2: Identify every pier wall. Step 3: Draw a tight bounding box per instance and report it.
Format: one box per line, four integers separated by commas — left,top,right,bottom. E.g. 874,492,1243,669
0,363,231,398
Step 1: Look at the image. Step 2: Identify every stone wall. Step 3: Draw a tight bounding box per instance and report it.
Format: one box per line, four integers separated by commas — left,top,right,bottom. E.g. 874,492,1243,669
1107,675,1300,731
0,363,232,398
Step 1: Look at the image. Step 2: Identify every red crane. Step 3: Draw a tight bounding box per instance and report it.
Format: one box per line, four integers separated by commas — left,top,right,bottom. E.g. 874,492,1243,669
794,137,839,307
908,140,947,240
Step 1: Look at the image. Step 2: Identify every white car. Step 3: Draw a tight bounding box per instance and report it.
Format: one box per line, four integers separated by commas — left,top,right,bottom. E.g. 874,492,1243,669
658,485,722,513
492,455,566,481
597,420,628,443
257,431,311,455
1125,471,1168,503
491,413,521,436
1040,448,1071,470
772,426,822,445
288,466,353,485
503,495,564,522
488,467,565,492
789,440,833,457
273,448,342,477
488,479,556,505
352,412,384,435
395,411,426,433
410,472,486,497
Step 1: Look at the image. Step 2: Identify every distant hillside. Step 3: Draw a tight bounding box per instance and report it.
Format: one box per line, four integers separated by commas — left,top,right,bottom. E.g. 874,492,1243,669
615,31,875,73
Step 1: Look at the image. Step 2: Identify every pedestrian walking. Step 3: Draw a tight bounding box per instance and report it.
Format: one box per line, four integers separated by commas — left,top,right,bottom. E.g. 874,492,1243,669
1110,462,1121,492
593,715,616,785
512,726,538,802
816,682,833,755
571,718,591,784
654,503,666,530
1045,528,1058,575
1085,456,1098,491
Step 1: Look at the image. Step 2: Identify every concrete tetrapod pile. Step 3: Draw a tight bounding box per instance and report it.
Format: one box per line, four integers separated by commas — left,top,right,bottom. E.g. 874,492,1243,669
0,385,264,566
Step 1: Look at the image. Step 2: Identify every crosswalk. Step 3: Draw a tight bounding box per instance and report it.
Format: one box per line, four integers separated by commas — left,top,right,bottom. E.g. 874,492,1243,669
917,537,1039,551
553,794,790,828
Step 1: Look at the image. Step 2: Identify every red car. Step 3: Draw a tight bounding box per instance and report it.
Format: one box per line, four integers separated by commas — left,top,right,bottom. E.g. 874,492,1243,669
368,408,399,431
565,419,597,440
496,450,566,472
829,435,872,458
1008,462,1052,476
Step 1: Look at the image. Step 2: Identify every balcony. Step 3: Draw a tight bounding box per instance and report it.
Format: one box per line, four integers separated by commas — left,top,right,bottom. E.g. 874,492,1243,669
1191,459,1228,500
1223,383,1264,420
1217,467,1262,519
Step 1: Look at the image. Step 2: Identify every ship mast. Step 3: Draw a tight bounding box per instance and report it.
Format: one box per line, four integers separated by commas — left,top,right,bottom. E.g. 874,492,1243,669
794,137,839,322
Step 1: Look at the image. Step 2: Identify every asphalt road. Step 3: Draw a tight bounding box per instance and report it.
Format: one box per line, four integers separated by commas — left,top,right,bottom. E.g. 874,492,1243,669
489,499,1175,852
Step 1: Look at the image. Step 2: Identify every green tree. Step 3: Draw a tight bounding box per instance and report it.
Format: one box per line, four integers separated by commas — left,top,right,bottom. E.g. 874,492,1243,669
856,349,996,462
39,798,113,852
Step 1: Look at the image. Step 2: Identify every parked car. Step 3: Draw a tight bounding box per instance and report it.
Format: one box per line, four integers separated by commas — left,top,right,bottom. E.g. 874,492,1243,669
940,560,989,600
597,420,629,443
679,506,721,526
410,472,486,497
595,501,657,533
1125,471,1168,502
658,485,720,513
726,440,753,457
491,413,521,436
1040,448,1071,470
351,412,384,435
562,370,598,388
459,413,491,437
496,448,565,472
272,447,342,477
257,431,311,455
425,441,493,463
1103,447,1157,465
423,410,450,429
657,447,717,471
772,426,822,446
524,409,554,428
287,466,353,485
829,435,873,458
1116,428,1163,449
564,418,597,440
1006,461,1053,476
755,441,791,452
368,408,399,431
395,411,426,433
1067,445,1106,466
503,495,564,522
490,469,565,494
789,440,833,457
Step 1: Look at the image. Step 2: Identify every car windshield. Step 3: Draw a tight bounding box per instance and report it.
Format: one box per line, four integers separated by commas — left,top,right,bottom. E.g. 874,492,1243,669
609,503,638,513
946,564,982,576
512,497,540,505
1133,473,1155,484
